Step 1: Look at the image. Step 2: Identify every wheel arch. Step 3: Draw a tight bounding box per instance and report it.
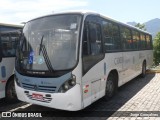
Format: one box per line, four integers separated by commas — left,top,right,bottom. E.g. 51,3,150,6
5,74,14,92
108,69,119,88
143,59,147,64
142,59,147,70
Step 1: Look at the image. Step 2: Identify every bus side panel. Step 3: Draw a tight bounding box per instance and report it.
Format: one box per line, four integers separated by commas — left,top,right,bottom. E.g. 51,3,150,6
82,52,123,108
146,50,153,69
104,53,123,86
120,50,153,86
82,60,104,108
138,50,152,73
139,50,153,70
134,51,142,74
122,51,142,84
0,58,15,99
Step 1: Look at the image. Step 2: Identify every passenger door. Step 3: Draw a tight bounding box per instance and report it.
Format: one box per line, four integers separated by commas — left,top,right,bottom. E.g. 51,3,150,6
82,16,104,106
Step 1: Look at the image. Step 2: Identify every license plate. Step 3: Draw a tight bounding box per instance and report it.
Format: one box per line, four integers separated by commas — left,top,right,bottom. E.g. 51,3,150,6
32,93,43,100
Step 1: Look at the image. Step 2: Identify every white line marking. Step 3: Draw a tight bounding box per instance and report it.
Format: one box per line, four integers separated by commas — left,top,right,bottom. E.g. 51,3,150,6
8,103,32,112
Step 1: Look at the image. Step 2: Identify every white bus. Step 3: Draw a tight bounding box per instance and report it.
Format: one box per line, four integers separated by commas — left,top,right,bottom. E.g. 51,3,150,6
15,11,153,111
0,23,22,102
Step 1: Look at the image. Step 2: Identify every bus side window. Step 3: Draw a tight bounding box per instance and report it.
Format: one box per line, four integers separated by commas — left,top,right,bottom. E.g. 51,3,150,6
1,33,18,57
102,20,121,52
82,24,90,56
146,34,151,49
121,27,132,50
82,22,104,75
140,33,146,49
89,23,102,55
1,34,10,57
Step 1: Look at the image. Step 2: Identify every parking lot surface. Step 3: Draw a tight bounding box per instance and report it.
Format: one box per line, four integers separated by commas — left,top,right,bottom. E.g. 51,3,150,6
0,73,160,120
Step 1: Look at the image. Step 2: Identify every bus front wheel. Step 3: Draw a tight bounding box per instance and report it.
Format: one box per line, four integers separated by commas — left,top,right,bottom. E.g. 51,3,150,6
104,72,117,100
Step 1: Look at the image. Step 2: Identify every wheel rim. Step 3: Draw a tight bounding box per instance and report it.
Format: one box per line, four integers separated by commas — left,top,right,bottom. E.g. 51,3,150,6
106,79,114,96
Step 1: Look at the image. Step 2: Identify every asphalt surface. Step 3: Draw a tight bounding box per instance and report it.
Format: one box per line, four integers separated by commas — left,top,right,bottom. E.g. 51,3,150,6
0,73,159,120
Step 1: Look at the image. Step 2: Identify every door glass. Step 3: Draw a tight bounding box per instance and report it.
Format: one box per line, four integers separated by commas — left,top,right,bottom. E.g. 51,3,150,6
82,22,104,75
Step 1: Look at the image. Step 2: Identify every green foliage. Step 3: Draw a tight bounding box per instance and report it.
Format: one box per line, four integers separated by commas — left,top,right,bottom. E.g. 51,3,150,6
153,32,160,65
135,23,146,31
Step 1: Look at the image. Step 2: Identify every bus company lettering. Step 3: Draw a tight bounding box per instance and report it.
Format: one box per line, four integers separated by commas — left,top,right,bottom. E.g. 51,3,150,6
114,57,123,65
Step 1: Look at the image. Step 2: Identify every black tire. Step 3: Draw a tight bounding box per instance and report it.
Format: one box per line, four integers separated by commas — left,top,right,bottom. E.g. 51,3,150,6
104,72,117,100
140,61,146,78
5,79,18,103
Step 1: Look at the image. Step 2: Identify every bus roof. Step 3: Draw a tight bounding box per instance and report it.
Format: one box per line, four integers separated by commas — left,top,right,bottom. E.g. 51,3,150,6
27,10,151,35
0,23,23,28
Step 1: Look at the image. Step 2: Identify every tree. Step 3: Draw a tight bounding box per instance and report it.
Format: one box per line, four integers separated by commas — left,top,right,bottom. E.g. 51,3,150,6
153,32,160,65
135,23,146,31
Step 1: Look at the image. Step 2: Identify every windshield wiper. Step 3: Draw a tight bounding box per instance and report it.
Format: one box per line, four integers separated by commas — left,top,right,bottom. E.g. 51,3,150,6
39,35,44,55
39,36,54,72
42,45,54,72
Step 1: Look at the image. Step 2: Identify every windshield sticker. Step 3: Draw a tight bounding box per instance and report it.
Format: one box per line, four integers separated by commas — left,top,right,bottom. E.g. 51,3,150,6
37,56,45,65
28,51,34,64
70,23,77,29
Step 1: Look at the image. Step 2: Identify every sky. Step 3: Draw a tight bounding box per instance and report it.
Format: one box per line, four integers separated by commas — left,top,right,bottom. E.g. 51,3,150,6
0,0,160,25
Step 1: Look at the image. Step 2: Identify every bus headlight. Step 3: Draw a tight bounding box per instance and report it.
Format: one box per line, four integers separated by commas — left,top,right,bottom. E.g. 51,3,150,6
58,75,76,93
14,75,21,87
63,84,69,90
68,75,76,86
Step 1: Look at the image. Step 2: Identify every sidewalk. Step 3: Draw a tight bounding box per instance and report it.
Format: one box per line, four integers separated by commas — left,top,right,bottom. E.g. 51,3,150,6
147,65,160,73
108,73,160,120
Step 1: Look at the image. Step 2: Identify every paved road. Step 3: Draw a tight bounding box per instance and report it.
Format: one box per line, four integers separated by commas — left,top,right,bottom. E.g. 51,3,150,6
0,73,160,120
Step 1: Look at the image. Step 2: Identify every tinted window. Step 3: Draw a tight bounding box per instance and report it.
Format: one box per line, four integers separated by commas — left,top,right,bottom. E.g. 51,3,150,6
103,20,121,52
121,27,132,50
82,21,103,74
1,32,19,57
89,22,102,55
132,30,140,50
140,33,146,49
146,35,151,49
150,35,153,49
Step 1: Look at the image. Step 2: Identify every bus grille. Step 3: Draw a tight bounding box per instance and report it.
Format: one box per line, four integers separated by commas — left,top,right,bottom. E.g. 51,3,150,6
22,83,57,93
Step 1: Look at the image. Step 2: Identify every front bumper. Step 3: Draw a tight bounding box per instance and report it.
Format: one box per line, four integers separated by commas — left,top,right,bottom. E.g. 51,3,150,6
15,82,83,111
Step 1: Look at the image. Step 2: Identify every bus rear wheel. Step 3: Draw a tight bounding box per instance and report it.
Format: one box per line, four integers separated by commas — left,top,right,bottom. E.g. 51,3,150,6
140,61,146,78
104,72,117,100
5,79,18,103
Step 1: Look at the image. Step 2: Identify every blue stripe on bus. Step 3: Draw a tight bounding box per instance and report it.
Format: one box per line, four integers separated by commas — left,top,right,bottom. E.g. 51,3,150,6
1,66,6,78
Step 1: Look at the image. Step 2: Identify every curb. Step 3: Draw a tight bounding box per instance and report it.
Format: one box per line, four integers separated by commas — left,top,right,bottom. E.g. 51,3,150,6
146,70,160,74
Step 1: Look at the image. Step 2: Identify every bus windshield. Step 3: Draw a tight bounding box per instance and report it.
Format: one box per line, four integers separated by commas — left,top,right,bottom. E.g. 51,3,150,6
17,14,82,74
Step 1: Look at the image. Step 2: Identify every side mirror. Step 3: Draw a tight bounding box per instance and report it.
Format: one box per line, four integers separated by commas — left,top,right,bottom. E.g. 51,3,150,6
0,53,2,62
